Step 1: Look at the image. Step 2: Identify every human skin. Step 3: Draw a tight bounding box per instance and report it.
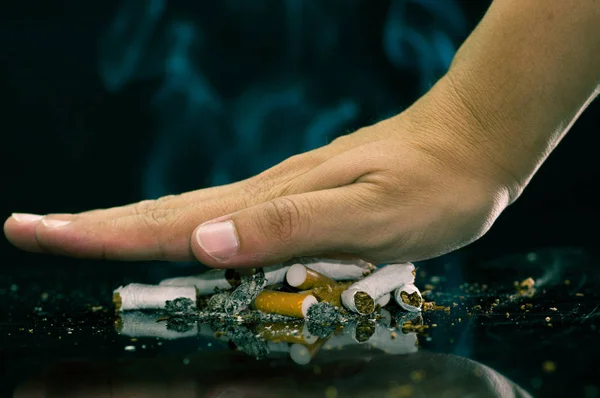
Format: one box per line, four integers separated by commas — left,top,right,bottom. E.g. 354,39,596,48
4,0,600,268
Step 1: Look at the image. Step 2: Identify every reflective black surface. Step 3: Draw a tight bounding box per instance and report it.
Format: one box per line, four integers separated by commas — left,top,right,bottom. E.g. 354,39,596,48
1,247,599,397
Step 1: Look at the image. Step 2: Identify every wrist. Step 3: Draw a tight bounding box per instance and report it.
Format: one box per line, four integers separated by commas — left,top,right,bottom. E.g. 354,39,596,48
396,73,528,203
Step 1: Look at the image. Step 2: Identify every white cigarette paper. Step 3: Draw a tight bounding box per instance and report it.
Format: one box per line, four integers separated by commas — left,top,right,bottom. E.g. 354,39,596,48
341,263,415,314
114,283,196,311
158,269,233,295
116,311,198,340
394,284,423,312
376,293,391,308
291,257,375,281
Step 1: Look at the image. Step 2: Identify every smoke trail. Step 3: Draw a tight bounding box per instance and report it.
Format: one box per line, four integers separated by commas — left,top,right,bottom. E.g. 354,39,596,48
98,0,467,199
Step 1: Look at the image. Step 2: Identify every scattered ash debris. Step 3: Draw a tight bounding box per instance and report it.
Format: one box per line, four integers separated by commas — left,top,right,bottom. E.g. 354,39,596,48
306,302,350,338
206,292,231,312
224,269,267,315
164,297,196,315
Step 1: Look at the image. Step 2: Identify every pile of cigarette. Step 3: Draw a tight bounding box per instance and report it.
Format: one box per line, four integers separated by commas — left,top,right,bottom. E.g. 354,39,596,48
112,258,424,362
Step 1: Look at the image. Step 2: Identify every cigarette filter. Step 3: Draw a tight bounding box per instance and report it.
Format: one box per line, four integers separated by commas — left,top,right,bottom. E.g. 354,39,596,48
286,263,336,290
113,283,197,311
394,284,423,312
252,290,318,318
256,322,318,345
289,338,328,365
158,269,234,295
115,311,198,340
341,263,415,314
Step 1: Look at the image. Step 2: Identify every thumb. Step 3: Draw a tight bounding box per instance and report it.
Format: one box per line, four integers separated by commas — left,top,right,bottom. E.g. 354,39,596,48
190,186,375,268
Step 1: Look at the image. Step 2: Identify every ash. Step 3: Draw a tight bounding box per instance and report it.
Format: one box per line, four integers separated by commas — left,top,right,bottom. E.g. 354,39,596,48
306,302,352,338
164,297,196,315
206,292,231,312
216,322,269,359
224,269,267,315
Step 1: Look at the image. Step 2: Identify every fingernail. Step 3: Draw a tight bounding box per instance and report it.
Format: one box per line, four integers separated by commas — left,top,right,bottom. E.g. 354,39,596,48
12,213,44,223
195,220,239,261
41,219,71,228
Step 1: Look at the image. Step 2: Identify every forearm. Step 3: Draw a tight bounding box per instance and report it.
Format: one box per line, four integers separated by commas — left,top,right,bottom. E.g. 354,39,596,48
409,0,600,201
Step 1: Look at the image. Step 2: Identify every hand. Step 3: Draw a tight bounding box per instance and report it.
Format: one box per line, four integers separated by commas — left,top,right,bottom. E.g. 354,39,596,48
3,75,516,268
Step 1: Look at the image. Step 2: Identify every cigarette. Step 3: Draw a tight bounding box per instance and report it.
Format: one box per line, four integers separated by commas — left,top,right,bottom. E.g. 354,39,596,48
286,263,336,290
158,269,235,295
252,290,318,319
288,257,376,281
256,322,318,345
341,263,415,315
394,284,423,312
310,282,353,308
115,311,198,339
376,293,391,308
289,338,328,365
113,283,197,311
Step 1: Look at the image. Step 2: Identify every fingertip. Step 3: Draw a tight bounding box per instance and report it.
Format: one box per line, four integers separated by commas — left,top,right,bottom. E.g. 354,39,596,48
3,214,46,253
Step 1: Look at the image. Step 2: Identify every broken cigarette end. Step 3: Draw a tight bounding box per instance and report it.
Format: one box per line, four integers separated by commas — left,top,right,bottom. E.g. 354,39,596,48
394,284,423,312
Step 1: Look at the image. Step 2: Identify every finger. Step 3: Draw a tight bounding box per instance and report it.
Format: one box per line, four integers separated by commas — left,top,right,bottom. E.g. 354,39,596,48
3,180,256,255
191,185,384,268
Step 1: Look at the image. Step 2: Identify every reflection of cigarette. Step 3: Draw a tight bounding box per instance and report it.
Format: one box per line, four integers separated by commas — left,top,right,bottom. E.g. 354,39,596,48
290,258,376,281
367,324,418,355
394,284,423,312
289,338,328,365
115,312,198,339
252,291,318,319
267,341,291,354
113,283,197,311
322,323,418,355
286,264,336,290
256,322,318,345
341,263,415,314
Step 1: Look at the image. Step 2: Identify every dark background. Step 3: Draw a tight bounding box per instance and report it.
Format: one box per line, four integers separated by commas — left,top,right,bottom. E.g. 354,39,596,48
1,0,598,270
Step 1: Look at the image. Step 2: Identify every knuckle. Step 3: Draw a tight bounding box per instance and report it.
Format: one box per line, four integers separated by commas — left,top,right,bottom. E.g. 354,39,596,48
133,199,181,229
260,198,306,243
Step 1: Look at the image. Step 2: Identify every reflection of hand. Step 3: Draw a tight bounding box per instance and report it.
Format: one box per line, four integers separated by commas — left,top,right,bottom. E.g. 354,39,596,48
3,75,514,267
14,350,531,398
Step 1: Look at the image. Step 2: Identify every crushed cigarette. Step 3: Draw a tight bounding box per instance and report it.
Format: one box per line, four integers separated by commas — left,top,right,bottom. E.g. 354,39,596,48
394,284,423,312
342,263,415,314
224,270,267,315
288,257,376,281
113,284,197,312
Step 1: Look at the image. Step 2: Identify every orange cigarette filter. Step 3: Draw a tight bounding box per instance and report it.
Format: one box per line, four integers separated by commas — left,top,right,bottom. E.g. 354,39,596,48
286,264,336,290
252,290,318,318
256,322,318,345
